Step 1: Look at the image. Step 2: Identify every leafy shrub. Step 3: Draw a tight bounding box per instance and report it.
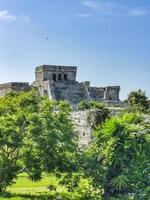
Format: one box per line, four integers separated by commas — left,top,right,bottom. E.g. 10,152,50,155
84,112,150,199
127,89,149,113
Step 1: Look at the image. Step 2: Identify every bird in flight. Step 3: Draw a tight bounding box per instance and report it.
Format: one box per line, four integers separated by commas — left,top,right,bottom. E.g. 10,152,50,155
40,33,49,40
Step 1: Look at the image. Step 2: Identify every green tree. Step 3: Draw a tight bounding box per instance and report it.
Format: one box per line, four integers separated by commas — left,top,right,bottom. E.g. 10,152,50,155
0,90,78,192
84,113,150,199
24,99,78,175
0,90,40,192
127,89,149,112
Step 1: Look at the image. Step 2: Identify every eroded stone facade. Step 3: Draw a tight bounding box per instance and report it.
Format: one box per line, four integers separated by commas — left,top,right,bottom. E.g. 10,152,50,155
72,110,92,147
0,82,30,97
33,65,120,107
0,65,120,105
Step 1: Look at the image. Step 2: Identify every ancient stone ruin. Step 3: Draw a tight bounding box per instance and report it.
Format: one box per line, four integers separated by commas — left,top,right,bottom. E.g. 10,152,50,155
0,65,121,147
33,65,120,107
71,110,92,147
0,82,30,97
0,65,120,107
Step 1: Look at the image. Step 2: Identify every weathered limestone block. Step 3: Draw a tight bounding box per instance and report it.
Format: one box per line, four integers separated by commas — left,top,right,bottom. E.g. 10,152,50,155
104,86,120,101
72,110,92,147
34,65,121,106
35,65,77,82
0,82,30,97
90,87,105,100
0,65,121,107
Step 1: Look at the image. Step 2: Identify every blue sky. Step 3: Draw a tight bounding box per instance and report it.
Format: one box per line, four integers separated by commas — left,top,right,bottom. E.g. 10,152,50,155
0,0,150,99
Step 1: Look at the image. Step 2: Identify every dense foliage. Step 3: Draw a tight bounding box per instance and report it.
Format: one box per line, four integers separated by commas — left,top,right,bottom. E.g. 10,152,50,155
0,90,150,200
83,113,150,200
127,89,149,112
0,90,78,192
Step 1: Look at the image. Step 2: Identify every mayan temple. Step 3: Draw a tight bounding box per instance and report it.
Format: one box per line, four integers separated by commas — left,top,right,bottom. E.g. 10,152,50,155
0,65,120,108
33,65,120,107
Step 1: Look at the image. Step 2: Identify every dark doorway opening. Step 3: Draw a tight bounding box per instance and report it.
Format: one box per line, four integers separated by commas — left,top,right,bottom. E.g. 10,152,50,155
58,74,62,81
52,74,56,81
64,74,68,81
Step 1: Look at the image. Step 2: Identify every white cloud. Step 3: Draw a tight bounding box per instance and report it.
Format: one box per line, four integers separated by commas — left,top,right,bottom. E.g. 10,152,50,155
0,10,16,21
82,0,149,17
82,0,122,12
82,0,99,10
0,10,31,23
76,13,90,18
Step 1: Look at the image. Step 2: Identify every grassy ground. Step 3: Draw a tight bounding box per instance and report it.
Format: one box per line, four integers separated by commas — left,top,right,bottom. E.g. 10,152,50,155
0,174,100,200
0,174,70,200
6,173,63,194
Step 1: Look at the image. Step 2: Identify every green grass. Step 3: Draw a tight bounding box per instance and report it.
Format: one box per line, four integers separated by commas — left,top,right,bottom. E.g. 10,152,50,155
0,173,70,200
0,174,99,200
6,173,67,194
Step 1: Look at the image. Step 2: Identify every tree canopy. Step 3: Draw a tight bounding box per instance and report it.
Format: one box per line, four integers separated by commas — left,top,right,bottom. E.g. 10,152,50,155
0,90,150,200
127,89,149,112
0,90,78,192
83,112,150,199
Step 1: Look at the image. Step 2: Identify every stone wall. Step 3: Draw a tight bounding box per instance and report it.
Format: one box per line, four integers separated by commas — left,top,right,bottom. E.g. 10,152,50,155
54,81,90,104
0,82,30,97
72,110,92,147
104,86,120,101
90,87,105,100
90,86,120,101
0,65,121,107
35,65,77,82
72,106,125,148
34,65,120,106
